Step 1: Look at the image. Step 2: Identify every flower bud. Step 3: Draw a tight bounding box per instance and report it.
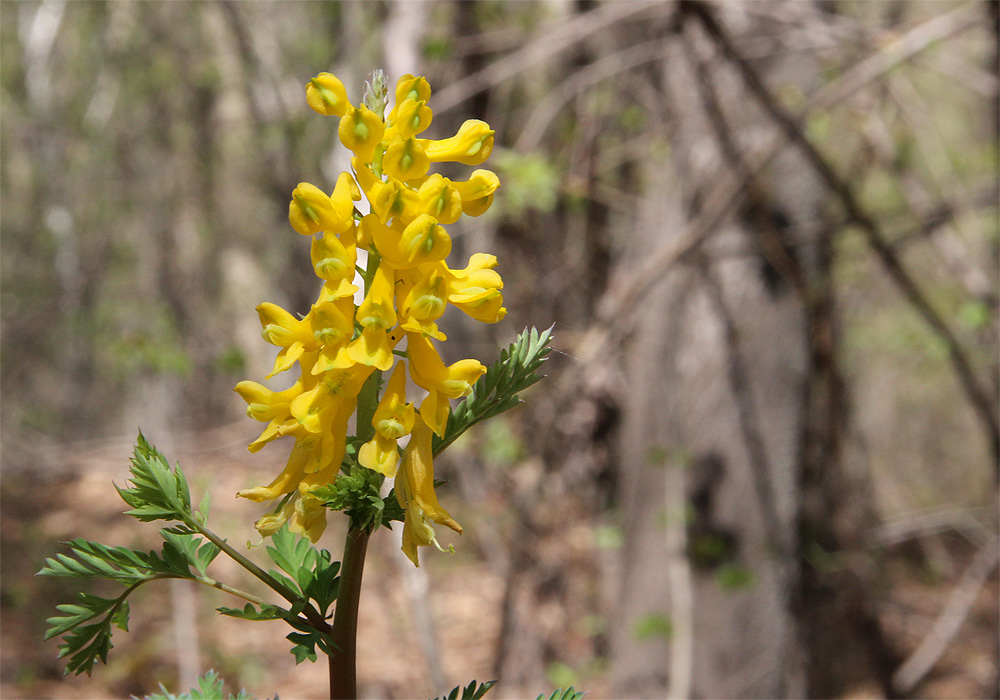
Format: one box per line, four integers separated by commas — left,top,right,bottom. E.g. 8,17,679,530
339,104,385,163
306,73,350,117
394,74,431,107
383,136,430,182
417,174,462,224
395,98,433,138
453,169,500,217
289,182,349,236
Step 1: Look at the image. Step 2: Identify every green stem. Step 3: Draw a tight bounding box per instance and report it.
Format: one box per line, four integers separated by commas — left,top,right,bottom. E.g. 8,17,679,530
355,369,383,444
191,576,276,609
329,527,370,700
189,519,329,632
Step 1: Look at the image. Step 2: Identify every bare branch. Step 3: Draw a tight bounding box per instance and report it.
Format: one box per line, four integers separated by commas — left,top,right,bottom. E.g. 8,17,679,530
431,1,666,113
683,0,1000,473
892,535,1000,694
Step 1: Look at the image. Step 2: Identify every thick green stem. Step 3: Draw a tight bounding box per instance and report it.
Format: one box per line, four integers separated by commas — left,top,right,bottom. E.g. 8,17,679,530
329,527,371,699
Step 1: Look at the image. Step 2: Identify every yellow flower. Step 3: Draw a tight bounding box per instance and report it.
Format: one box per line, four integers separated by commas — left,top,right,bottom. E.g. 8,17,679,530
392,74,431,109
416,175,463,225
306,73,350,117
257,302,316,377
339,104,385,163
383,136,430,183
238,70,505,555
287,483,329,542
353,160,417,225
358,362,415,477
311,229,359,299
393,97,433,139
399,265,448,340
452,169,500,217
370,214,452,269
307,297,356,374
253,500,295,537
347,263,398,370
288,175,355,237
419,120,494,166
406,332,485,435
446,253,507,323
238,436,313,503
394,419,462,566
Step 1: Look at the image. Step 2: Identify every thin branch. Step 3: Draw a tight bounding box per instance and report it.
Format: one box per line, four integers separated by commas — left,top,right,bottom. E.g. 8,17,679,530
683,0,1000,474
191,575,278,609
431,1,665,113
515,38,672,153
892,535,1000,694
800,2,982,116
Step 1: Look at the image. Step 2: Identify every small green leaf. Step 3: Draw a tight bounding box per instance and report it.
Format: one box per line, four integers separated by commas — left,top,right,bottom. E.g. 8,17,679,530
535,688,586,700
431,679,498,700
216,603,288,621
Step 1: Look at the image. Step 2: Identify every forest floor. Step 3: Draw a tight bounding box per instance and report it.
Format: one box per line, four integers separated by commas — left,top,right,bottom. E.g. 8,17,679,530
1,425,996,699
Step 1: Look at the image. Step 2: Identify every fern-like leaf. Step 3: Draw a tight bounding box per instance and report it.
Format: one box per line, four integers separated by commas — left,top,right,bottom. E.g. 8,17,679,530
433,325,553,455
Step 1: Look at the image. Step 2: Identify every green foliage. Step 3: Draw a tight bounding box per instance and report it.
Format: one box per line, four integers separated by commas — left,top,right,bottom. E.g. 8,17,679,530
114,432,205,527
141,669,262,700
535,688,587,700
546,662,577,689
38,433,222,675
216,603,288,622
432,679,498,700
216,523,343,665
493,150,560,218
40,532,220,585
312,463,402,533
265,526,340,617
40,434,340,674
40,590,130,676
434,325,554,456
714,563,755,591
632,612,673,641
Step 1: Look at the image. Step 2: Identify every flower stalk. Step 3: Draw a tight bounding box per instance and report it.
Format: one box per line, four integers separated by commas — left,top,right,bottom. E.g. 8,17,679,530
328,527,371,699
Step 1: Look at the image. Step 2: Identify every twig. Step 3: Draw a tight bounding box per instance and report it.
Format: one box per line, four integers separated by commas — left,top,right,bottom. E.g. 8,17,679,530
683,0,1000,474
515,38,672,153
892,535,999,694
800,2,982,116
873,507,994,549
572,1,972,372
432,1,664,113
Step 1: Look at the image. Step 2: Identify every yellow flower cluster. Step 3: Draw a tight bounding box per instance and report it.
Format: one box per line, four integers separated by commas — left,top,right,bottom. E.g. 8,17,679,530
235,72,505,566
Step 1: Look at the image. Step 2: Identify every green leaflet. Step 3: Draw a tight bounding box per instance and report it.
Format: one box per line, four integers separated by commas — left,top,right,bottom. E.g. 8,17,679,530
433,325,554,456
40,435,341,675
432,679,498,700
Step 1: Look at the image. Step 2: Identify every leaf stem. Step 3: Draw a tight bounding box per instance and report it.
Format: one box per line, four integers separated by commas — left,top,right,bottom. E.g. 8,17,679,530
191,576,277,609
329,527,370,699
187,519,329,632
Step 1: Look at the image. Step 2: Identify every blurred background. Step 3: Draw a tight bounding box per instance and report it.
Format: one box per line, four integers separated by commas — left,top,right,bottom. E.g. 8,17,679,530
2,1,998,698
